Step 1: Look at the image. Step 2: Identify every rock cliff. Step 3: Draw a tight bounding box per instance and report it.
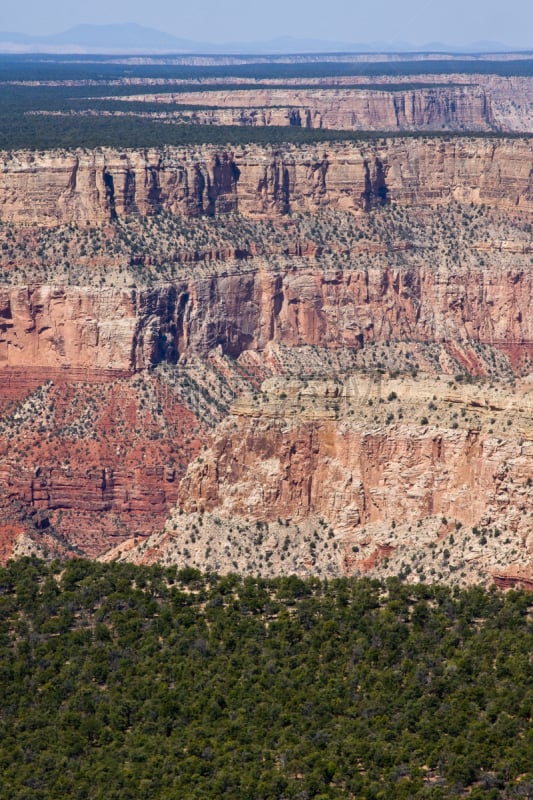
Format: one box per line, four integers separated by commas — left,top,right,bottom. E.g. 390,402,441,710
142,86,495,132
146,376,532,587
0,285,180,371
1,136,532,582
1,137,533,226
1,261,531,372
179,381,532,528
115,73,533,133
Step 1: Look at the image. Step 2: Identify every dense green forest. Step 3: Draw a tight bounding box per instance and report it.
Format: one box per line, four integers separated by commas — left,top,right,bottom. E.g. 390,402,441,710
0,557,531,799
7,114,527,153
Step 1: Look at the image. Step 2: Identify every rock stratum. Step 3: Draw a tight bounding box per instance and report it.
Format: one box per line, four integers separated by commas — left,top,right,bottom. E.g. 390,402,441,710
128,85,496,132
83,74,533,132
1,137,533,226
137,375,532,589
1,262,533,372
0,136,532,588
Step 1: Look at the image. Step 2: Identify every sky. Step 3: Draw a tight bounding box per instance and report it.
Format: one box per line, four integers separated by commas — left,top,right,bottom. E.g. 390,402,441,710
2,0,532,47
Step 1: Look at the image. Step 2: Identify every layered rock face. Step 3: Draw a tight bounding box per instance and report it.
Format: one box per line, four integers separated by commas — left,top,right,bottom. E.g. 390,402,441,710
180,394,532,530
166,377,533,587
145,86,495,132
0,369,204,560
482,77,533,132
1,263,532,372
1,137,532,582
0,149,240,225
118,74,533,133
180,264,533,357
1,137,533,226
0,285,180,371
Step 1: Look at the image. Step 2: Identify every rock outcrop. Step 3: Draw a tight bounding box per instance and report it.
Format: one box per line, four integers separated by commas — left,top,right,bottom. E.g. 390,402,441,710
0,149,240,225
179,377,533,529
1,137,533,226
106,374,533,586
141,86,495,132
0,285,181,371
1,136,532,582
1,262,532,372
115,74,533,133
159,376,533,586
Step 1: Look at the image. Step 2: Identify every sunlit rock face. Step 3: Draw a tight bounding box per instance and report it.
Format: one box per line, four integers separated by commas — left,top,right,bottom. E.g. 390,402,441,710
1,137,533,225
0,136,532,583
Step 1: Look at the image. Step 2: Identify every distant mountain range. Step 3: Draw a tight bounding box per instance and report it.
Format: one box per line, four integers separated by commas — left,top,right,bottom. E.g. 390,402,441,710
0,23,529,56
0,24,201,54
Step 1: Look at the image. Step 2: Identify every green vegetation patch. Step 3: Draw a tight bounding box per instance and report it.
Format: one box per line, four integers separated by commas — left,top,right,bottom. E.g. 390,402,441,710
0,557,532,799
3,114,533,153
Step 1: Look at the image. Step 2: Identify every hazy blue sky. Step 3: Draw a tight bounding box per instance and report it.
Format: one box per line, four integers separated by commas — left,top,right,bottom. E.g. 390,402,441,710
2,0,532,47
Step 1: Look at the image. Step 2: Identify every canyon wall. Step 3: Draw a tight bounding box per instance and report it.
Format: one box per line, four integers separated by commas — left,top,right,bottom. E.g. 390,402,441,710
0,285,178,370
1,136,532,576
1,137,533,226
1,263,532,371
0,460,178,535
178,410,533,534
148,86,495,132
72,73,533,132
120,375,533,586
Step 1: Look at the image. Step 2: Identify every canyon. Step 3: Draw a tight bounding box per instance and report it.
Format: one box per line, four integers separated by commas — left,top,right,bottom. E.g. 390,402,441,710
0,133,532,587
41,73,533,133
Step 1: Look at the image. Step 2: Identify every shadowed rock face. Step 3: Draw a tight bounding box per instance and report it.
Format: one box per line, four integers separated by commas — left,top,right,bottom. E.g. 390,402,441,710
1,137,533,226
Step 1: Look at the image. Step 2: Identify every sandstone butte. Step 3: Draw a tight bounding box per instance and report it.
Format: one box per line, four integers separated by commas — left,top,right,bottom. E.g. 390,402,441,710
0,136,532,590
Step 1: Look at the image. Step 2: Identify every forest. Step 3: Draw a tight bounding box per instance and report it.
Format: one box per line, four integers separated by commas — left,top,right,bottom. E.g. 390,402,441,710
0,557,531,799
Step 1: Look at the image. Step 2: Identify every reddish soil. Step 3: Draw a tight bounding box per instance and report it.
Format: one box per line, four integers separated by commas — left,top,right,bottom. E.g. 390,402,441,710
0,369,206,561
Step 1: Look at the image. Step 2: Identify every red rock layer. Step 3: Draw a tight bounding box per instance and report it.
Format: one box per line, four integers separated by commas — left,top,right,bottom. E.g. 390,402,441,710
492,574,533,591
0,374,204,560
179,415,532,534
